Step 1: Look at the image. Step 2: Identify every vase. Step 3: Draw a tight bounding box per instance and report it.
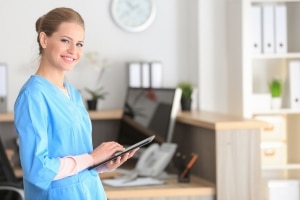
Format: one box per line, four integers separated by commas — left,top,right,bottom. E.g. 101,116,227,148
181,99,192,111
87,100,98,110
271,97,282,109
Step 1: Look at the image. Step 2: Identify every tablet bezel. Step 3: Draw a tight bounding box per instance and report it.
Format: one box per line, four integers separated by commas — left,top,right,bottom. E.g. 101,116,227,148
88,135,155,170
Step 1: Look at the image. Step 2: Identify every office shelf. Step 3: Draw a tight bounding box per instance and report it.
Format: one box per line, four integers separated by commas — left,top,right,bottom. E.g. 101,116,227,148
262,163,300,170
252,0,300,3
252,52,300,59
228,0,300,185
249,0,300,180
252,108,300,115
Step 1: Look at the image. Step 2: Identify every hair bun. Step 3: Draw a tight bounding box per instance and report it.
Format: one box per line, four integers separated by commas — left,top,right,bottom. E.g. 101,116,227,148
35,15,44,33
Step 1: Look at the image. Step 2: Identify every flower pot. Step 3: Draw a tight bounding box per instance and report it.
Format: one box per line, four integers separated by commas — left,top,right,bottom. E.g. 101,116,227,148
271,97,282,109
87,100,98,110
181,99,192,111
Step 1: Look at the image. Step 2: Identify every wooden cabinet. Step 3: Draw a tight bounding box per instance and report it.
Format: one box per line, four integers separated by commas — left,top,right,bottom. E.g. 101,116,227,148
174,111,266,200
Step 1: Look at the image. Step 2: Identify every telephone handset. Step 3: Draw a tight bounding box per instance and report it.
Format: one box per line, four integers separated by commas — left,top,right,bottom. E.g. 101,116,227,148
135,142,177,177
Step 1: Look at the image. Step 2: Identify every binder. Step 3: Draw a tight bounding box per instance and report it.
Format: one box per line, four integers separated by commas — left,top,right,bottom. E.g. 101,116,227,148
128,62,141,88
274,4,287,53
141,62,150,88
287,61,300,109
0,63,7,113
252,5,262,54
150,62,162,88
262,4,275,54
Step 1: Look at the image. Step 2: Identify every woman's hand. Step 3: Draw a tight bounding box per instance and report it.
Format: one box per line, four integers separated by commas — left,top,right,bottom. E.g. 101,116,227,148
90,141,125,165
105,148,139,171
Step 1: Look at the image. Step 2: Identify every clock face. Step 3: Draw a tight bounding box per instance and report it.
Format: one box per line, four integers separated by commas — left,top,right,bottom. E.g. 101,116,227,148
111,0,156,32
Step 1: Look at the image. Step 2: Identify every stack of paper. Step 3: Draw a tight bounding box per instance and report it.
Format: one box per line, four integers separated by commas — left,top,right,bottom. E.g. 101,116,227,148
103,177,164,187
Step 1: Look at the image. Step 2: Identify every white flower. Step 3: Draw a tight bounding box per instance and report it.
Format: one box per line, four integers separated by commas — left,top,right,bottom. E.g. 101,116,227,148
84,51,109,100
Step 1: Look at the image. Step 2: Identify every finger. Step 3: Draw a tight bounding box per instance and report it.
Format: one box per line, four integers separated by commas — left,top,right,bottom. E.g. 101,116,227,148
121,153,131,161
128,148,139,157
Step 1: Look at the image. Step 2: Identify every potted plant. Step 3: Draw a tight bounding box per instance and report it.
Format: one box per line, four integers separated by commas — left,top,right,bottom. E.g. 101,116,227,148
178,82,193,111
84,51,109,110
85,87,108,110
269,78,282,109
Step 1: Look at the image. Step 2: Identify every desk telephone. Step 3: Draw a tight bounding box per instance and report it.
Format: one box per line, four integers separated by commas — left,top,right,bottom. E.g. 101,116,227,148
135,142,177,177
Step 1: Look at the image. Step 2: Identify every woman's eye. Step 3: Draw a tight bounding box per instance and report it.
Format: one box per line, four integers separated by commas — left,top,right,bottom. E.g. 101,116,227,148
61,39,69,43
77,43,84,47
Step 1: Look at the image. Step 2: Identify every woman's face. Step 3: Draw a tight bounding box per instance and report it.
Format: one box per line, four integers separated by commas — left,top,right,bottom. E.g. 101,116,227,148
40,22,85,72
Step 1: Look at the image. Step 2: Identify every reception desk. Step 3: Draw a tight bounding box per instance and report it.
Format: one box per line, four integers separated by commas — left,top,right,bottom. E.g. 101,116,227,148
174,111,267,200
1,110,266,200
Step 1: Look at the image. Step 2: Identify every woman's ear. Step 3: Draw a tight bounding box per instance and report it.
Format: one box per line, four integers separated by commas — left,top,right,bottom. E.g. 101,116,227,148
39,32,47,49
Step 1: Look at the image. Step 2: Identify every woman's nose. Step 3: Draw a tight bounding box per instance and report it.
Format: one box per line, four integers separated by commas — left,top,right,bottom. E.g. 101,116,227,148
67,43,76,53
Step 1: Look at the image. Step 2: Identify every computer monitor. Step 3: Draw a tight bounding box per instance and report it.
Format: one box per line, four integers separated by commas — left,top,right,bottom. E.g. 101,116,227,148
117,87,182,146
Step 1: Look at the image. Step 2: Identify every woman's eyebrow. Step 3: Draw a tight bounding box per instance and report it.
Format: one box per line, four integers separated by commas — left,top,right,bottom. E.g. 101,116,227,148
61,35,84,43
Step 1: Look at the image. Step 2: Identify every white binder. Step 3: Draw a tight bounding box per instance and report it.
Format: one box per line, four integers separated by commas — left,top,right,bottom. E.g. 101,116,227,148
128,62,141,88
274,4,287,53
141,62,150,88
150,62,162,88
262,4,275,54
287,61,300,109
252,5,262,54
0,63,7,113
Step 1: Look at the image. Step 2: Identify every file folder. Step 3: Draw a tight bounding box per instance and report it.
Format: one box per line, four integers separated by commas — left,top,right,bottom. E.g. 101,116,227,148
274,4,287,53
0,63,7,113
252,5,262,54
287,61,300,109
262,4,275,54
128,62,141,88
141,62,150,88
150,62,162,88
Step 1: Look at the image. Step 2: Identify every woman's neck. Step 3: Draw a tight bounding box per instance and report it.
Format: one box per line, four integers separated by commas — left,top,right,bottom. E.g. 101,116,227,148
36,65,65,89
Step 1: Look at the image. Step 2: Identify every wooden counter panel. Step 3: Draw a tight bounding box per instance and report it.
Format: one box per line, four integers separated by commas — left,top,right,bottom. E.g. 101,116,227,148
103,176,215,199
176,111,268,130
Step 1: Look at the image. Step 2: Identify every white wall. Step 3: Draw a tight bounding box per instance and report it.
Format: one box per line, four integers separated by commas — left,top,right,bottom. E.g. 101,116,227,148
197,0,229,114
1,0,231,116
0,0,196,111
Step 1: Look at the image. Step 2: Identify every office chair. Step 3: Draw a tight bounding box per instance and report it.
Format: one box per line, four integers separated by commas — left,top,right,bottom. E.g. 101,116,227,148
0,137,24,200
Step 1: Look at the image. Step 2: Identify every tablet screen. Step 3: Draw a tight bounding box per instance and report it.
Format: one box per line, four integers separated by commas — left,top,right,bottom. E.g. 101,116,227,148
88,135,155,170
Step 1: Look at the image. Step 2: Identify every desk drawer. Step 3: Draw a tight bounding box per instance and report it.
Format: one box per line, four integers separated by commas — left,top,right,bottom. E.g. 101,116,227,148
261,141,287,165
254,115,286,141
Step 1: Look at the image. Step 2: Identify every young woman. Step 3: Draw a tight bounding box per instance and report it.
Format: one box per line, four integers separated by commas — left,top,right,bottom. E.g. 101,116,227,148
14,7,137,200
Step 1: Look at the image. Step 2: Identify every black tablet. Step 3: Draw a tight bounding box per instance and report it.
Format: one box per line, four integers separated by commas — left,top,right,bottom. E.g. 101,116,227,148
88,135,155,170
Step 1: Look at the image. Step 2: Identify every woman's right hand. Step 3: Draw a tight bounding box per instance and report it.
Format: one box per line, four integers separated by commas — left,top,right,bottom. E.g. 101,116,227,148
90,141,125,165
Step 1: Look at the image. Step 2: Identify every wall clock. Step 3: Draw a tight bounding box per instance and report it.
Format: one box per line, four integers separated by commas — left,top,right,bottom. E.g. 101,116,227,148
111,0,156,32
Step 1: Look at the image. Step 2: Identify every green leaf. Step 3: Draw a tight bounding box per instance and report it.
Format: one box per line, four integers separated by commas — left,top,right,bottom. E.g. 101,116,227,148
178,82,193,100
269,79,282,98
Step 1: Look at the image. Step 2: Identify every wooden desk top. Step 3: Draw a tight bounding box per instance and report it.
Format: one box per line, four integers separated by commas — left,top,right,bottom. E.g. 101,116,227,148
13,165,215,198
176,110,268,130
1,109,268,131
101,175,215,198
0,109,123,122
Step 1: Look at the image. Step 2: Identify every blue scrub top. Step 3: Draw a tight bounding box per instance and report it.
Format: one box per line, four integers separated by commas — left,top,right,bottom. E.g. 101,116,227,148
14,75,106,200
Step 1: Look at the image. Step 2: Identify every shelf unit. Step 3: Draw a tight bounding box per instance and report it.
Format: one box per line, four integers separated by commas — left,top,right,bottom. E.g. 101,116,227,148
250,0,300,172
228,0,300,197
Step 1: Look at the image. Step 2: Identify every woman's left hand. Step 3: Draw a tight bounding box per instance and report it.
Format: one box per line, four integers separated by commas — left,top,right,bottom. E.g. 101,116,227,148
105,148,139,171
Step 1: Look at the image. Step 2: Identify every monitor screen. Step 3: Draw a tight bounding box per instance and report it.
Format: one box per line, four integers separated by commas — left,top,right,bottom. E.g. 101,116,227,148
117,87,181,146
